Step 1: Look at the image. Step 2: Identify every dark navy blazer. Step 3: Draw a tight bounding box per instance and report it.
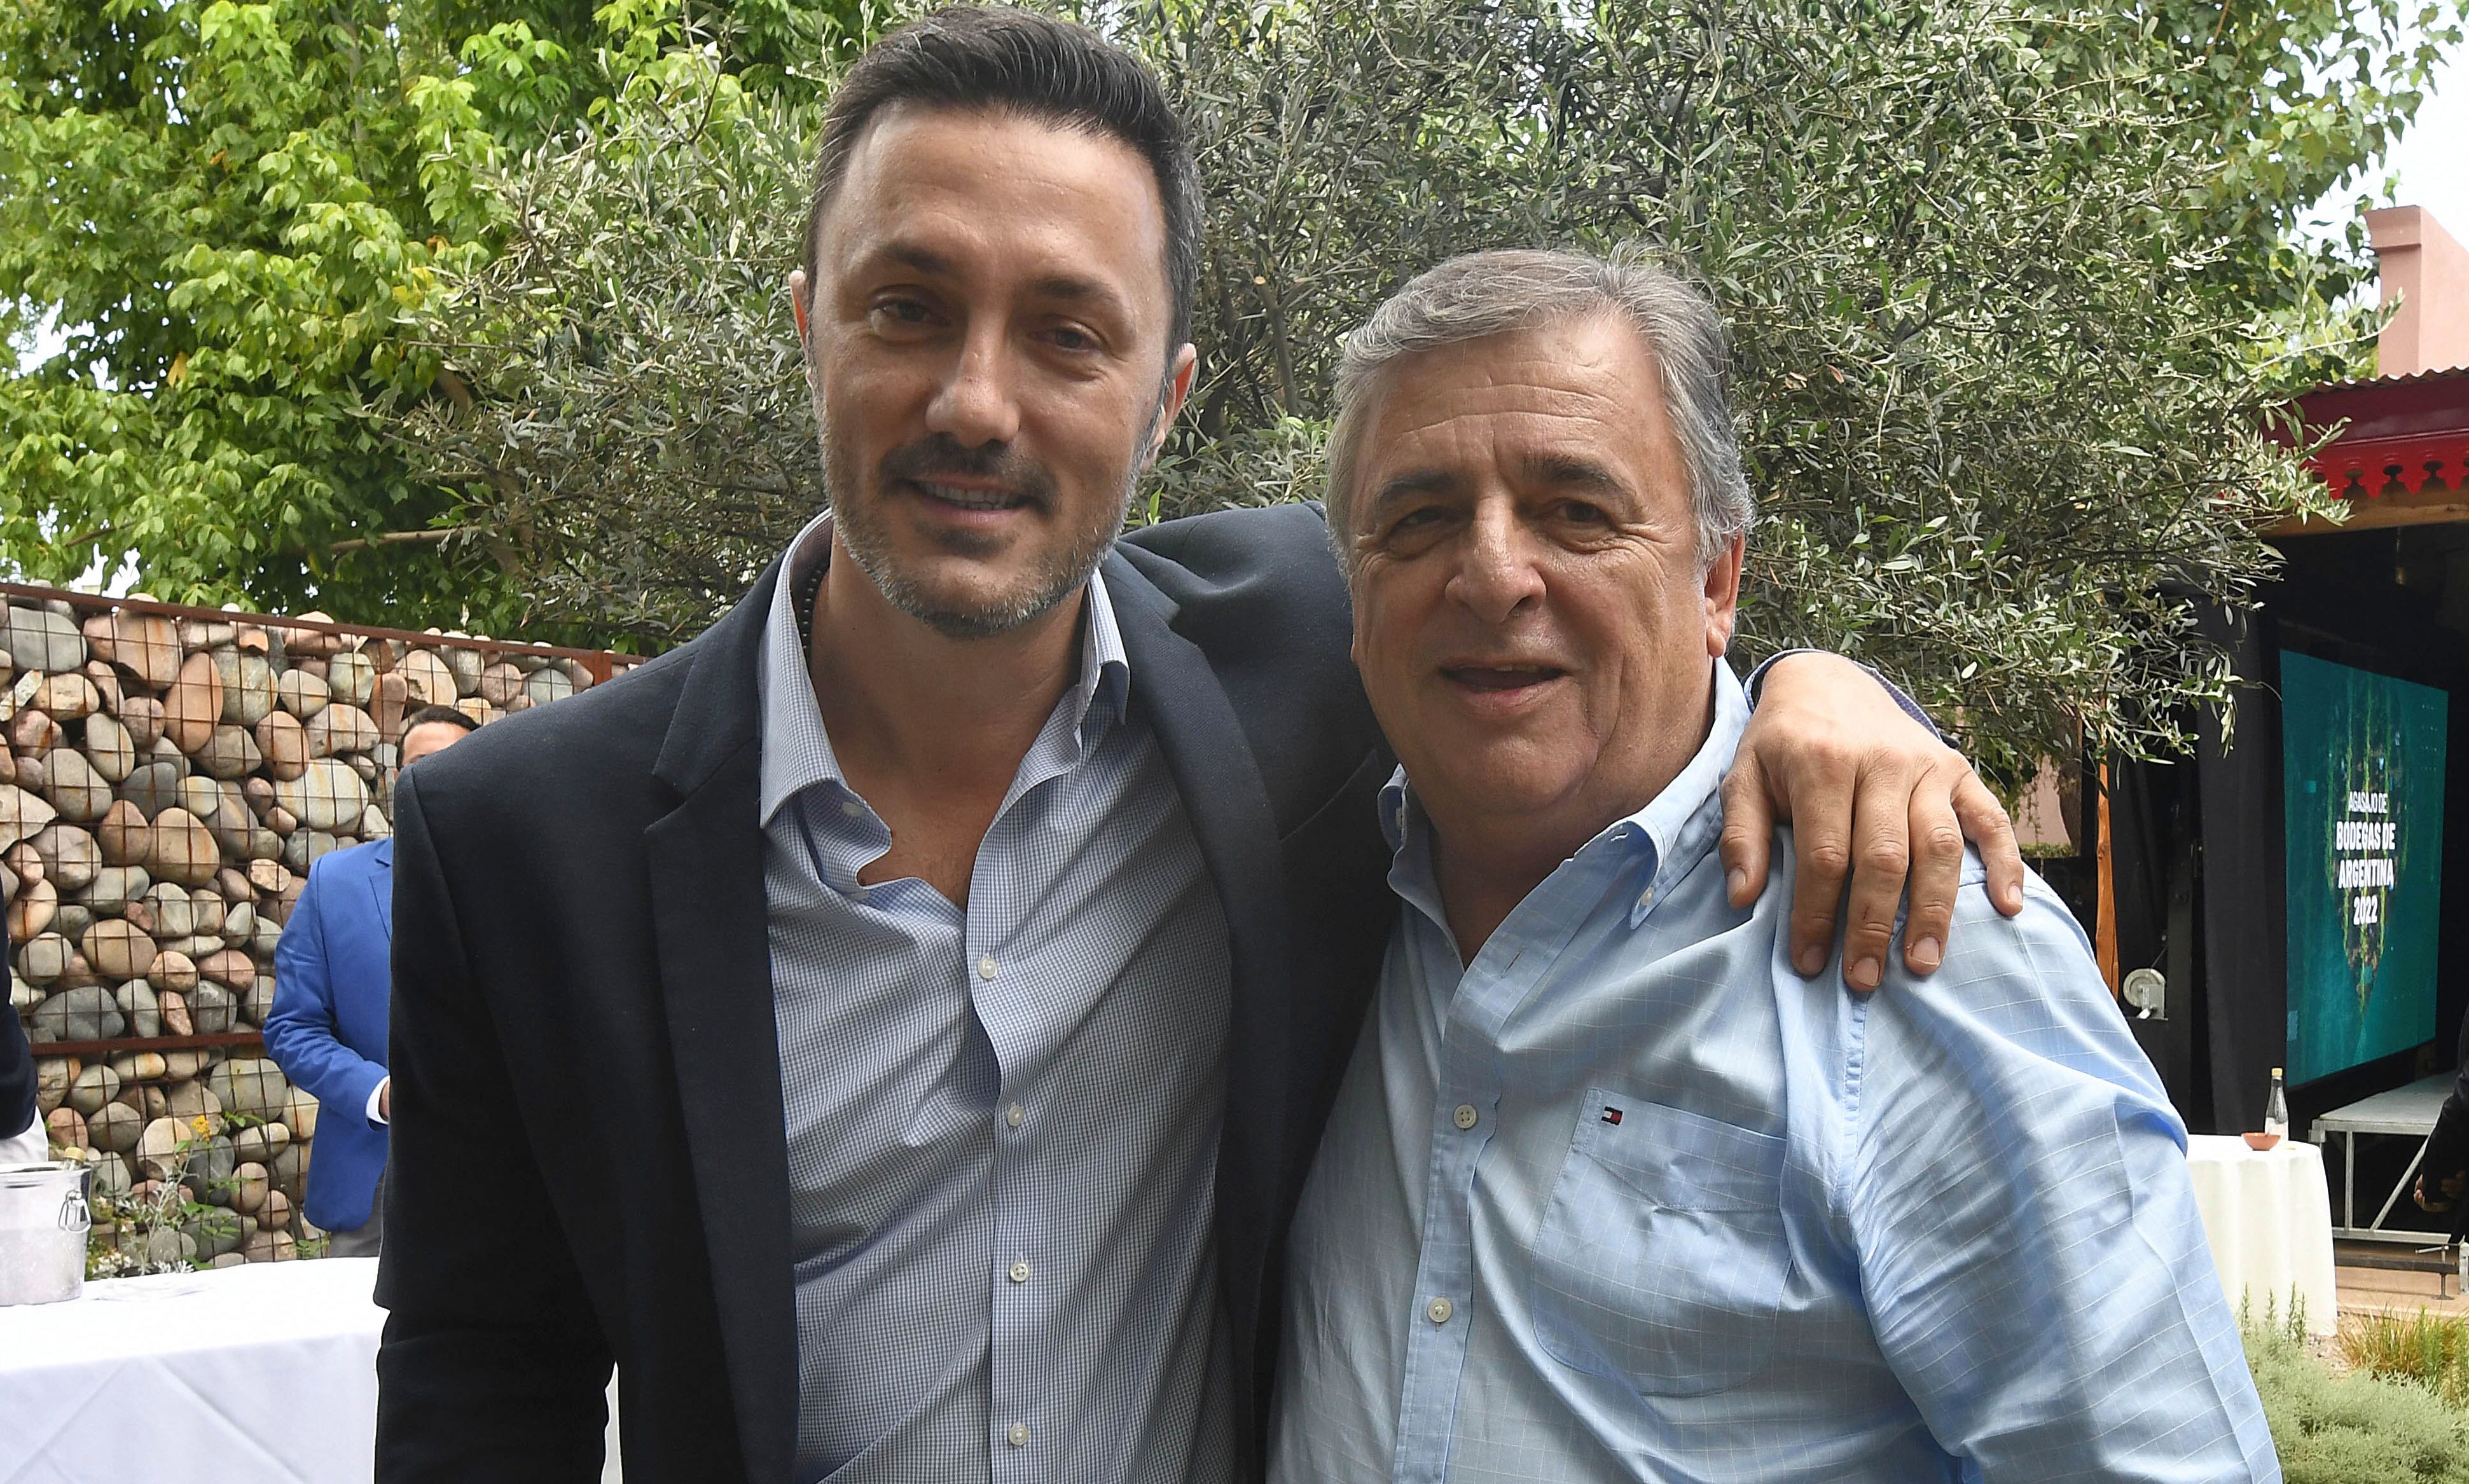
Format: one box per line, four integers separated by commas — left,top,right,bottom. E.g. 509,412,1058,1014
264,836,395,1232
375,505,1396,1482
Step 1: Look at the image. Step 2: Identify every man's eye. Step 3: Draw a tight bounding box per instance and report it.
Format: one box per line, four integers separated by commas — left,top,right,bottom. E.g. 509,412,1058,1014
1049,326,1095,352
874,299,932,326
1560,500,1610,525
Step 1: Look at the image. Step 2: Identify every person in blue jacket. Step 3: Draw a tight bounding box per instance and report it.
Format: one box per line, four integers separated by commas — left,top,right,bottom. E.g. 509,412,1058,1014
265,704,478,1256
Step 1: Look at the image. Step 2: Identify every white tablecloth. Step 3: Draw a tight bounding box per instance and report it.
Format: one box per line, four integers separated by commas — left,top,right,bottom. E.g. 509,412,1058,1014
2185,1134,2340,1337
0,1259,623,1483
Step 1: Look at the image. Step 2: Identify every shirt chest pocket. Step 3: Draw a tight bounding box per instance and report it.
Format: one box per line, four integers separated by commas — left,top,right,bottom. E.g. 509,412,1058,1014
1528,1091,1790,1398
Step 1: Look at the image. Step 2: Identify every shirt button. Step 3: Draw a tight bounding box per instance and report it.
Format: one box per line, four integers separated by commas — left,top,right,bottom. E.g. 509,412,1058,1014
839,798,864,818
1008,1423,1030,1448
1008,1260,1032,1284
1005,1103,1025,1129
978,956,999,981
1452,1104,1479,1131
1638,886,1656,909
1427,1296,1455,1325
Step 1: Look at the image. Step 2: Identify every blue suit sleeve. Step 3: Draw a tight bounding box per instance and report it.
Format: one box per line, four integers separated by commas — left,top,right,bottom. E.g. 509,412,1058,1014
1846,877,2279,1481
265,862,389,1127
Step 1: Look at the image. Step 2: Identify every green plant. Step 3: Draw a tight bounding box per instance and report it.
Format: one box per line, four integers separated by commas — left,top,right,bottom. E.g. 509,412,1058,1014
2246,1302,2469,1483
2342,1308,2469,1408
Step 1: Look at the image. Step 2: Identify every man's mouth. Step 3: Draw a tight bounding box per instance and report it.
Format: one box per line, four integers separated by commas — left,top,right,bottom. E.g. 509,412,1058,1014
1440,663,1568,693
909,479,1033,512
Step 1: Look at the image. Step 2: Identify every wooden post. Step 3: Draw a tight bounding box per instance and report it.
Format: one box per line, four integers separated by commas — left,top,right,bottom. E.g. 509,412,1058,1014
2095,760,2121,995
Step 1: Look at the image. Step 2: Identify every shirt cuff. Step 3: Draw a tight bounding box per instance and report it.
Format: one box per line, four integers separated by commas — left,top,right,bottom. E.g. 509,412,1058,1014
1744,649,1940,740
367,1077,389,1129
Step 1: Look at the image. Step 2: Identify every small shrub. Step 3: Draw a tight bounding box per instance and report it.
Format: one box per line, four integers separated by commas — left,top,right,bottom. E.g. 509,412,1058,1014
2343,1309,2469,1406
2247,1305,2469,1483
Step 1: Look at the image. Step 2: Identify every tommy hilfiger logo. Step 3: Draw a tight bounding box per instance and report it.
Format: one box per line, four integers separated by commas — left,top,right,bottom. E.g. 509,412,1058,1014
1601,1106,1624,1125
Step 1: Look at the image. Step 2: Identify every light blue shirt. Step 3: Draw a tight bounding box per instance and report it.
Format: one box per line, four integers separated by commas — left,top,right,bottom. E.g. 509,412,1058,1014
758,514,1236,1483
1270,660,2278,1483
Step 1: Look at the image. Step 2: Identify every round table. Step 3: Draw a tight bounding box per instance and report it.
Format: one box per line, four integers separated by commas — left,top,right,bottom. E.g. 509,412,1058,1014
0,1258,623,1483
2185,1134,2340,1337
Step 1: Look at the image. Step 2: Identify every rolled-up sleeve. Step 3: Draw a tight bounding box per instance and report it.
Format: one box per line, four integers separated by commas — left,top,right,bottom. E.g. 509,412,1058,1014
1846,881,2279,1483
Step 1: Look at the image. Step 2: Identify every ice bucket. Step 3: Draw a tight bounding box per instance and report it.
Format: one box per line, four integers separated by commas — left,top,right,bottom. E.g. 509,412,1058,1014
0,1160,91,1307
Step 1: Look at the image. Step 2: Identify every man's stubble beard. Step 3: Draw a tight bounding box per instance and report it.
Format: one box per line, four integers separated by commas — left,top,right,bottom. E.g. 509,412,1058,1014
821,399,1163,643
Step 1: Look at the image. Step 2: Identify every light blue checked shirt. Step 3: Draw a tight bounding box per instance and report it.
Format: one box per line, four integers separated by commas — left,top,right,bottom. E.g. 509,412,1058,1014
759,514,1236,1483
1270,659,2278,1483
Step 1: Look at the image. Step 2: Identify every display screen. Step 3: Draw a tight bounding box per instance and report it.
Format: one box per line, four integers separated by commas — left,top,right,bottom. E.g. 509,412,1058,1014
2281,651,2449,1085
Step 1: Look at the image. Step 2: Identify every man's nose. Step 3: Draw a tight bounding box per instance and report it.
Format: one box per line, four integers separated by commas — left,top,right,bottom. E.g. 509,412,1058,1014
1444,500,1547,622
926,325,1023,448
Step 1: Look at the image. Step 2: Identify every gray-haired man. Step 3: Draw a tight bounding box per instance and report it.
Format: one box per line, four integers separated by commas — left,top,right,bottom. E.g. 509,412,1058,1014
1270,249,2277,1482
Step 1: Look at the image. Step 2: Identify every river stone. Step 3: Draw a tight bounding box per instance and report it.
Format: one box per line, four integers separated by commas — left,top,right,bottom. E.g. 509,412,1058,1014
222,900,256,944
477,661,527,708
275,760,367,832
95,800,150,867
83,712,135,784
211,650,275,726
32,984,121,1041
146,949,198,995
286,614,344,659
438,645,483,696
112,1066,167,1106
176,619,234,653
8,707,62,757
50,903,91,944
162,650,223,753
231,1160,270,1214
142,881,198,939
39,748,111,823
190,980,236,1035
148,807,221,886
113,977,160,1037
80,612,114,663
160,1047,218,1082
246,858,291,895
83,919,156,981
359,805,391,840
177,1136,238,1206
305,704,377,758
252,709,309,783
67,1063,120,1116
158,986,190,1036
8,876,56,943
2,607,85,673
369,671,408,743
18,932,70,985
78,865,149,916
31,823,98,891
119,694,164,750
197,724,261,781
232,1119,289,1165
189,888,226,937
34,1059,71,1115
117,759,184,820
326,650,375,707
398,648,457,706
271,667,327,720
198,947,254,992
281,829,342,874
83,663,122,714
88,1100,142,1156
34,671,98,721
11,754,43,797
164,1077,225,1132
45,1105,85,1151
344,753,378,786
0,784,56,851
2,839,34,884
207,1059,290,1123
106,612,179,689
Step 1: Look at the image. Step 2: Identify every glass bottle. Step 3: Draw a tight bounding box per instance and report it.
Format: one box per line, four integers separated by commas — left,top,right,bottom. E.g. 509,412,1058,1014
2264,1068,2288,1141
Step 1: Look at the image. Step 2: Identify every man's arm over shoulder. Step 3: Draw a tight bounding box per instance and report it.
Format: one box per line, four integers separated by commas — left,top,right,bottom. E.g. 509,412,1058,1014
1844,873,2278,1483
263,860,388,1122
376,767,611,1481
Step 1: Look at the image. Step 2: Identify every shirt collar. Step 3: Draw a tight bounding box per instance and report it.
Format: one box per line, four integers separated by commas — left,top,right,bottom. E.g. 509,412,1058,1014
1380,657,1752,931
756,509,1132,827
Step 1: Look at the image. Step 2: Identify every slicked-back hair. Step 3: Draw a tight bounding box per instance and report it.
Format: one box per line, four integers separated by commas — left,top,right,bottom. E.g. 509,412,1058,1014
1325,247,1755,572
401,704,480,736
801,6,1203,352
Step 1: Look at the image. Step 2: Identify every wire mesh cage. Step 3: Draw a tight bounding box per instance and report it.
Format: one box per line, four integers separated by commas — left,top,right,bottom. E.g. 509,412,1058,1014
4,587,637,1273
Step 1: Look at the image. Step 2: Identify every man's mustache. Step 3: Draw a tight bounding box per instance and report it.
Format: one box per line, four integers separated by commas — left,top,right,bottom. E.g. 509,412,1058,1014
878,437,1060,507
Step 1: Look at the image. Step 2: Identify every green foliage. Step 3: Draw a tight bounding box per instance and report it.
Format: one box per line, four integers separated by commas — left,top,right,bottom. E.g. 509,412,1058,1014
390,0,2449,773
2246,1307,2469,1483
2344,1307,2469,1406
0,0,854,635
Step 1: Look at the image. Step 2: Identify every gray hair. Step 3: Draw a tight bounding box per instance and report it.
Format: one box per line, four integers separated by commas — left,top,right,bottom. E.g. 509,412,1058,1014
1324,247,1754,569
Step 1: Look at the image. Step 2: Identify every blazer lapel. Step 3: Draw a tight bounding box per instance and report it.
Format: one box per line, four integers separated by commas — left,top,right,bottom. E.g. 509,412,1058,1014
1103,551,1295,1442
645,562,799,1484
366,839,394,944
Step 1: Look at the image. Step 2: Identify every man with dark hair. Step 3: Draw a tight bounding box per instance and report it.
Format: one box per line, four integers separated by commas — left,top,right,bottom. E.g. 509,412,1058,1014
376,10,2024,1481
0,956,40,1169
263,703,477,1257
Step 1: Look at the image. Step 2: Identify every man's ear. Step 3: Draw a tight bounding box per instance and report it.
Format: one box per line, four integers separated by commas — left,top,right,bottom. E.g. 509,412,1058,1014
1702,533,1746,656
1142,343,1200,467
789,269,812,346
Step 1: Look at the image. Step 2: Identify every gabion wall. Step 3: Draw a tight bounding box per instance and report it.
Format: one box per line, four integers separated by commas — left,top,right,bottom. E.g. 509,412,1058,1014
2,586,633,1265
